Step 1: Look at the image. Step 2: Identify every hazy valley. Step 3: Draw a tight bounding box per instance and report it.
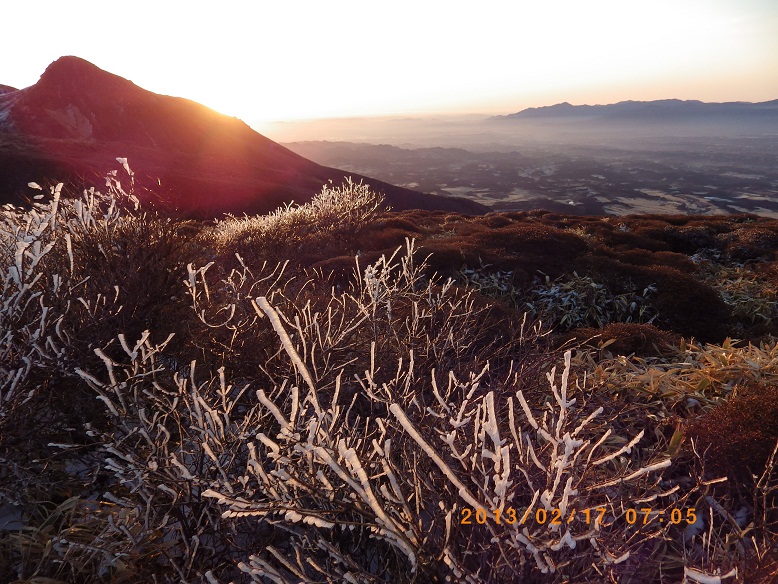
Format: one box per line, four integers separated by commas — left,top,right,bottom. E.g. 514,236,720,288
280,102,778,217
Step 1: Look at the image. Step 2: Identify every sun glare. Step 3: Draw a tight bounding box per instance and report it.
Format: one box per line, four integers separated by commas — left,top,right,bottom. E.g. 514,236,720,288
188,0,770,123
2,0,776,123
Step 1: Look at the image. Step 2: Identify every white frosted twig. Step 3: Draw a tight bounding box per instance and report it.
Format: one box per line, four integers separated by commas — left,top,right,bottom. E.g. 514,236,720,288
93,348,118,388
65,233,75,274
389,402,480,509
592,430,644,466
622,458,671,481
75,367,104,389
239,556,289,583
268,545,311,579
338,440,418,546
590,458,672,490
683,566,738,583
516,390,539,430
482,391,504,454
311,442,417,566
507,397,524,459
431,369,451,414
572,406,604,437
94,395,119,416
169,453,195,481
289,384,299,426
256,389,290,431
255,296,321,416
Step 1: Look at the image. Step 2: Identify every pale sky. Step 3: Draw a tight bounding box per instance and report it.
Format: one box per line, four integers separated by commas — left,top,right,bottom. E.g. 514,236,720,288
2,0,777,125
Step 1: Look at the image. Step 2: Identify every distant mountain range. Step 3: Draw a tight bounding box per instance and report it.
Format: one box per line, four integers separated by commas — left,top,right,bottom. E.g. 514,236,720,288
0,56,485,216
494,98,778,125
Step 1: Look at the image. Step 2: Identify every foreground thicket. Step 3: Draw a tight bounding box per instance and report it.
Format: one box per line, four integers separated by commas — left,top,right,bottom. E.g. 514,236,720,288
1,169,777,583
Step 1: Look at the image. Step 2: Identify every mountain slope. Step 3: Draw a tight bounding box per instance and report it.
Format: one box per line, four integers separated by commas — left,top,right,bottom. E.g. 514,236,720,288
0,56,486,216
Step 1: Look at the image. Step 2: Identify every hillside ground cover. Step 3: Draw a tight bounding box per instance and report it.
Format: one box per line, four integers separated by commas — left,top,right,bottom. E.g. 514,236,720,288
2,166,778,583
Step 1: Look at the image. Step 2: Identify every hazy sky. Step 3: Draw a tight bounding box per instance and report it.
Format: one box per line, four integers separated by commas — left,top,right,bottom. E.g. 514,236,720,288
2,0,777,125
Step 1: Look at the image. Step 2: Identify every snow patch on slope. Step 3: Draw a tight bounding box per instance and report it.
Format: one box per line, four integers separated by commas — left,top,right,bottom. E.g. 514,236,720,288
0,87,21,131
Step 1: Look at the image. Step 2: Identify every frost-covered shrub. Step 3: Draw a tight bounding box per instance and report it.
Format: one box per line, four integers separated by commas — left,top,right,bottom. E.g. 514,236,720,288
0,180,129,452
68,239,675,582
0,160,194,503
55,239,527,581
208,177,384,262
185,239,524,386
73,334,253,581
197,340,672,582
1,184,68,434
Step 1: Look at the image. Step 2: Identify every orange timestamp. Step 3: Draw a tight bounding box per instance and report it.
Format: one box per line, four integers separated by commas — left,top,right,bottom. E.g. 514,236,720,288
460,507,698,527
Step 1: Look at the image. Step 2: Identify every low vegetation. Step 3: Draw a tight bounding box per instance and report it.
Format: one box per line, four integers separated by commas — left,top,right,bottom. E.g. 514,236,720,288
1,163,777,583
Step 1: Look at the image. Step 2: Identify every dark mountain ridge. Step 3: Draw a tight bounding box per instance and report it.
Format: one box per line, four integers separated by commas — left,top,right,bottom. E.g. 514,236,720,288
494,98,778,125
0,56,485,217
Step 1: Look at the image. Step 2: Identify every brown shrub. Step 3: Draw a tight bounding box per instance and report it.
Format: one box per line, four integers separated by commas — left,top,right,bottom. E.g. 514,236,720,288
479,213,515,228
609,247,696,273
642,265,733,342
451,219,491,237
687,382,778,484
743,554,778,584
361,226,421,251
717,225,778,262
421,237,491,276
604,248,656,266
475,223,589,258
578,258,731,341
601,226,672,252
370,215,429,234
501,211,530,221
440,212,469,225
662,223,718,253
652,250,697,272
381,209,445,230
655,214,694,226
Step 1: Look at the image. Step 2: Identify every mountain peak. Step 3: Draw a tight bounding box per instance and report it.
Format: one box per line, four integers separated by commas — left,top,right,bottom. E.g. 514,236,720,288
41,55,101,76
33,55,136,100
